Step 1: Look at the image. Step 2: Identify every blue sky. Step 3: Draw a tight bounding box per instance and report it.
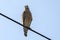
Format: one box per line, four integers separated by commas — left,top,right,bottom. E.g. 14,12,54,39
0,0,60,40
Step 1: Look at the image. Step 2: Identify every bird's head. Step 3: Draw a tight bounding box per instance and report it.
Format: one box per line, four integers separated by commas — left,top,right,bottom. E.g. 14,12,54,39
25,5,29,9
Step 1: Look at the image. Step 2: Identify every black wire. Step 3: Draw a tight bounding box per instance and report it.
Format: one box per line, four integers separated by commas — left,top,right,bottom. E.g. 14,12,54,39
0,13,51,40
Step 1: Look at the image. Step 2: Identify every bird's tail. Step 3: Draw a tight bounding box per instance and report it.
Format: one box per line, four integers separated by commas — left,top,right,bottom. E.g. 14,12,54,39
24,32,27,37
24,28,28,37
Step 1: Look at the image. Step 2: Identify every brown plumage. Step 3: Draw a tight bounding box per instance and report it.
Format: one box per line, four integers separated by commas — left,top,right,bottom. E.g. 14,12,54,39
22,5,32,37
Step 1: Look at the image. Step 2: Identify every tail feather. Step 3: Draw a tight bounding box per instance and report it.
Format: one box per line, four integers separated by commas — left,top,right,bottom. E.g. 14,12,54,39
24,32,27,37
23,28,28,37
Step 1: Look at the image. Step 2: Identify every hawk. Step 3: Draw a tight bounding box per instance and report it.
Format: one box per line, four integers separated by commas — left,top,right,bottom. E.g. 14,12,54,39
22,5,32,37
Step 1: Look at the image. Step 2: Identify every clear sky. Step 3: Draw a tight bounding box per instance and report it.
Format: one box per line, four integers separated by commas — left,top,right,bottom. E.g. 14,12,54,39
0,0,60,40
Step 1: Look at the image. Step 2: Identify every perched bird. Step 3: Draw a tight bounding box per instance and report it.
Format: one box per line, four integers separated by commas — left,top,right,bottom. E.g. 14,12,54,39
22,5,32,37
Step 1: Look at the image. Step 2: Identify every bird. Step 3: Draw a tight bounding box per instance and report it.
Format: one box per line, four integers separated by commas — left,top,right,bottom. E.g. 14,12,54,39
22,5,32,37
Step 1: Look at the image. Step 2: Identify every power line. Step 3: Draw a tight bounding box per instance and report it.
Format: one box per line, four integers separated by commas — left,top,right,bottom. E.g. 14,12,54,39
0,13,51,40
